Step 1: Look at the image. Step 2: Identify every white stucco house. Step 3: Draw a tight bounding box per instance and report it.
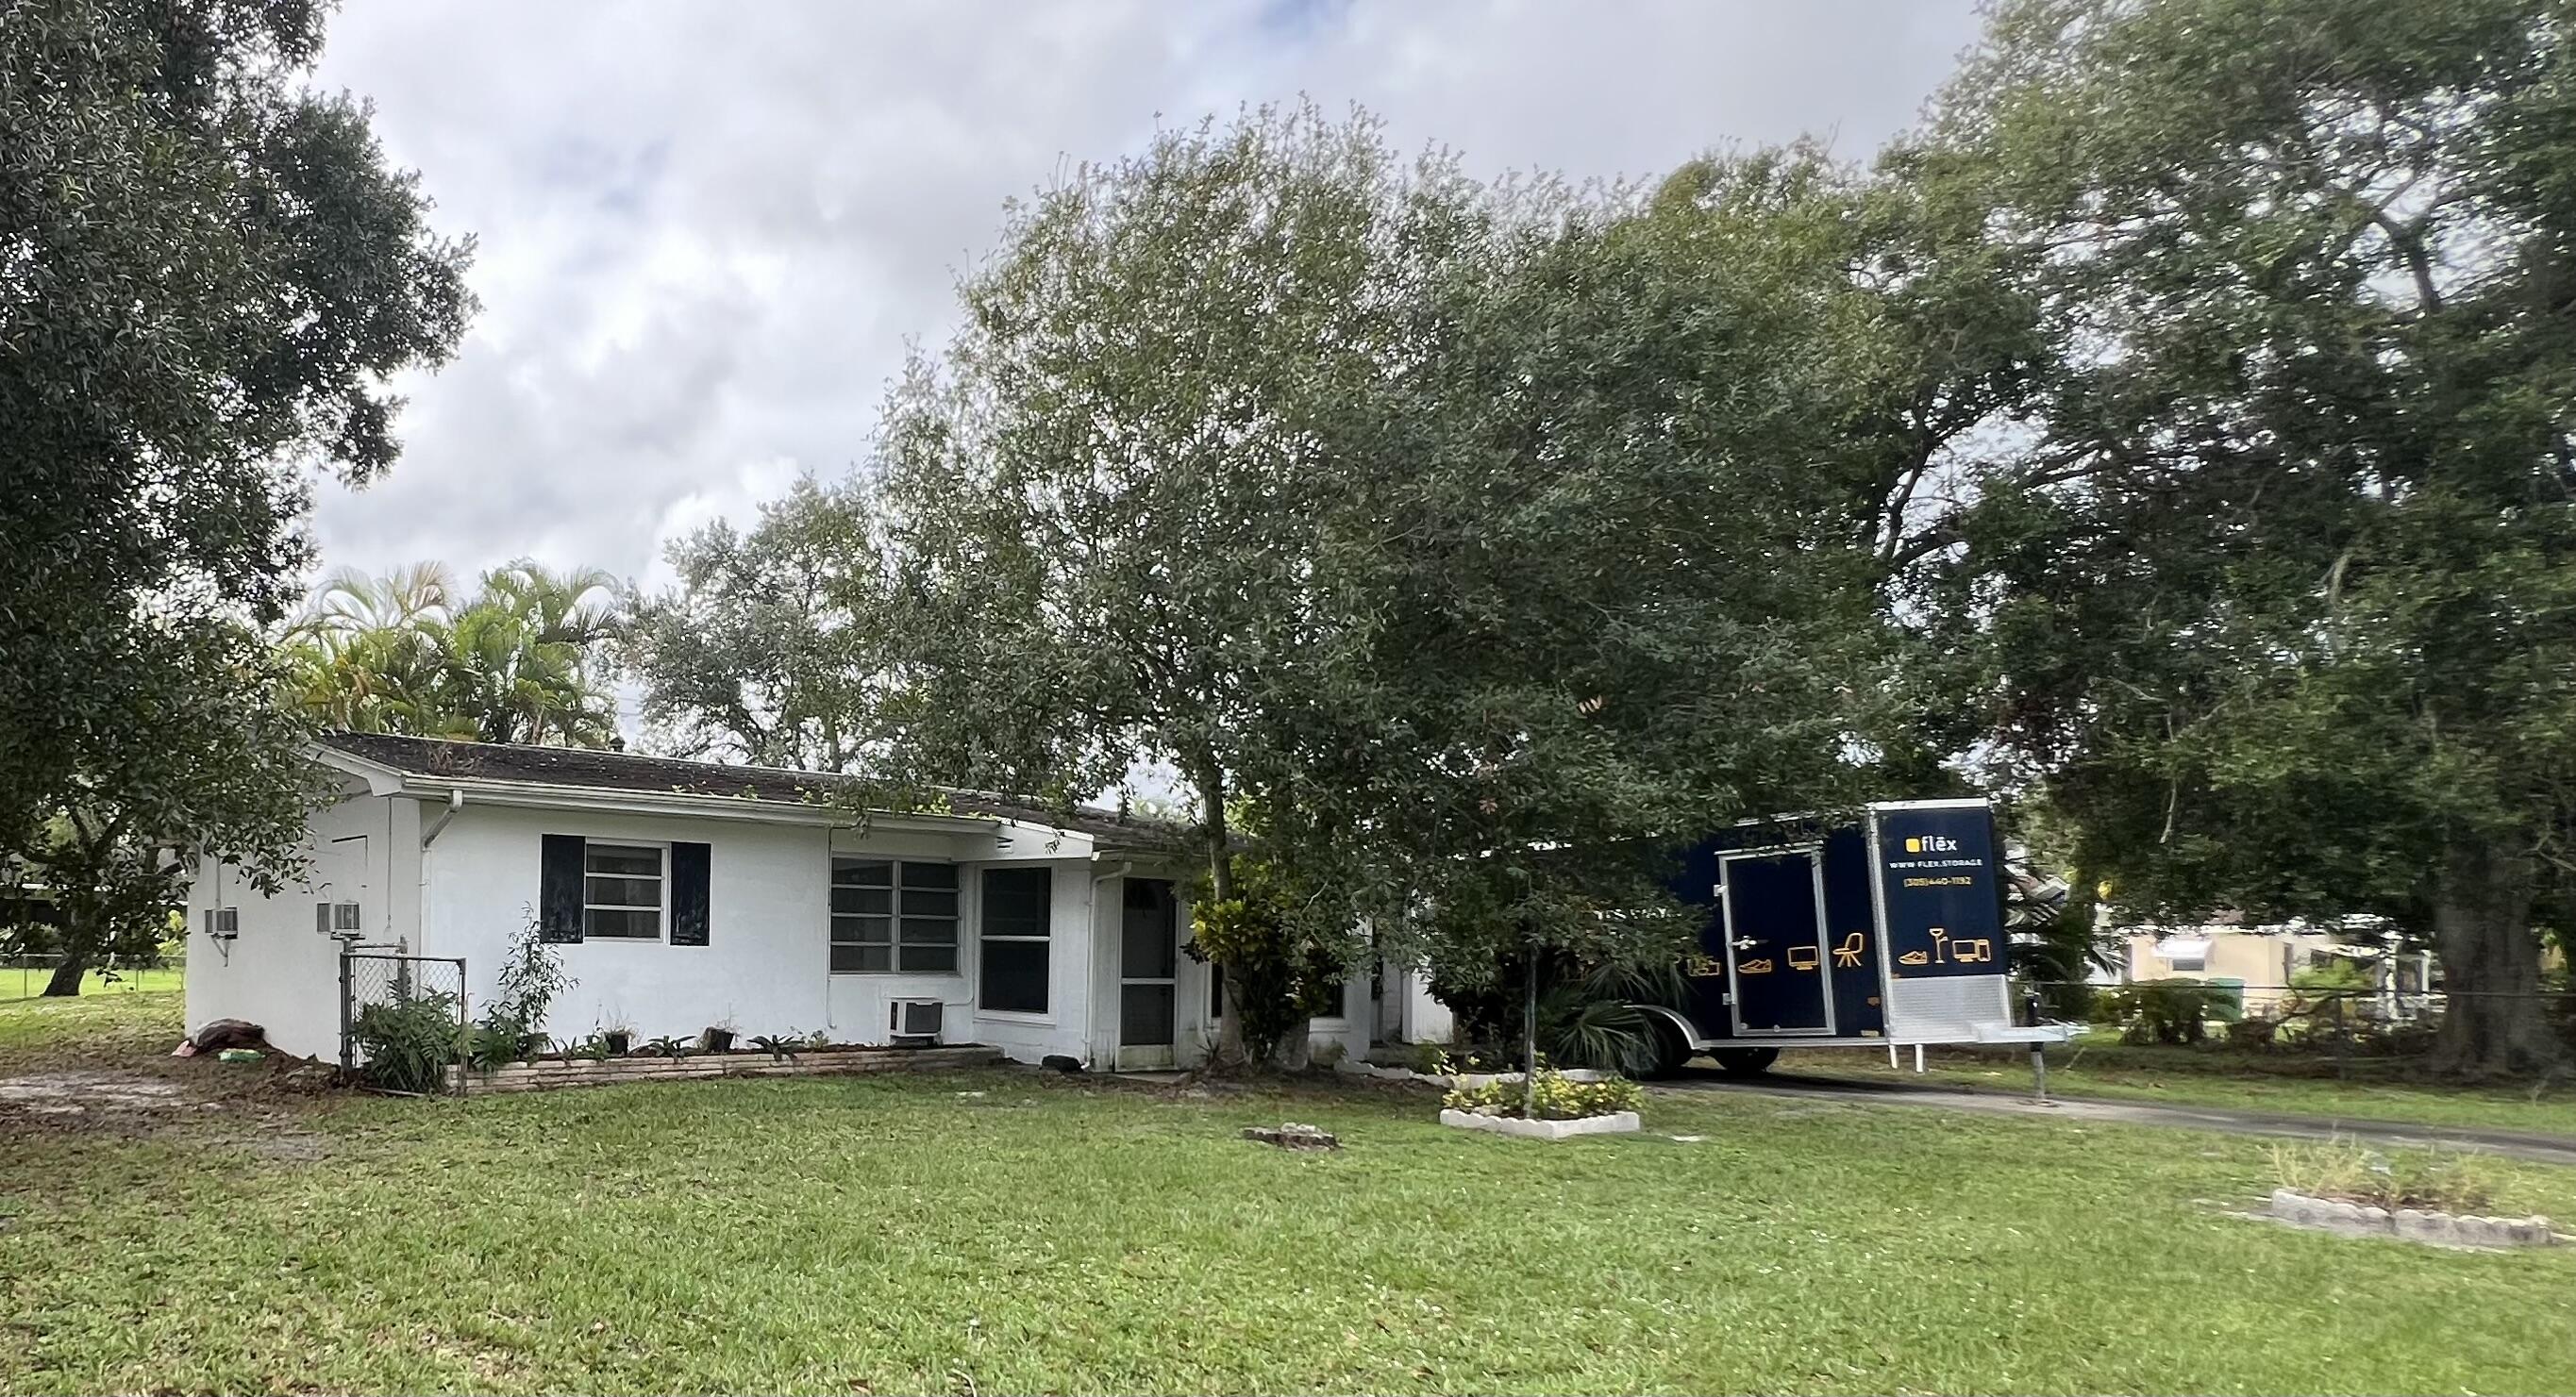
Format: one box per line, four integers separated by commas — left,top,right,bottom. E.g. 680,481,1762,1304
185,734,1373,1071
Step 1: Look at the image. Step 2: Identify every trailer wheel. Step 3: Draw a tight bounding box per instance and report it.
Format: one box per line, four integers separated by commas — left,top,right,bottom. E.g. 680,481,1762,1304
1711,1047,1780,1078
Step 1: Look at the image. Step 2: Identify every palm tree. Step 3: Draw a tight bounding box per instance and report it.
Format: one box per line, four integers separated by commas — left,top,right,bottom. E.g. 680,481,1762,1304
279,559,624,747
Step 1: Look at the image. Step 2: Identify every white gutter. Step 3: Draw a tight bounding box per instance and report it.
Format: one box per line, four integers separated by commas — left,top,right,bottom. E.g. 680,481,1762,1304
393,774,1006,835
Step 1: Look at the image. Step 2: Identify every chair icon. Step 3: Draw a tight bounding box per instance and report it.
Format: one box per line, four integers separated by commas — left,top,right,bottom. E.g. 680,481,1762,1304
1832,932,1865,969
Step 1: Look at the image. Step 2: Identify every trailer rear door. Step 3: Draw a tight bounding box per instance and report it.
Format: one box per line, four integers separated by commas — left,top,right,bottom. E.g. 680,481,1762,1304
1720,847,1835,1036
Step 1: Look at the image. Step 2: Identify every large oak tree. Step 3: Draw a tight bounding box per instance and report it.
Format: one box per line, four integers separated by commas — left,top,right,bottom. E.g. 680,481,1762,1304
3,0,471,991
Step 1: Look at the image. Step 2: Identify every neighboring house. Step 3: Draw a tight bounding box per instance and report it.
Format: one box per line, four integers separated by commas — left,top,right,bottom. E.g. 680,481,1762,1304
184,734,1371,1070
2118,913,2426,1016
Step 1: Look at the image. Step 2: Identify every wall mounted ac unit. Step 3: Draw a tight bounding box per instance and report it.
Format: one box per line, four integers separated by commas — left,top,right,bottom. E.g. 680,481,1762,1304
889,999,943,1045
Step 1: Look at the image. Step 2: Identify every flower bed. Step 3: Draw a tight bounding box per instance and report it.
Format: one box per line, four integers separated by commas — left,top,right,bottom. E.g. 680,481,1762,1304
1434,1064,1645,1140
445,1044,1002,1094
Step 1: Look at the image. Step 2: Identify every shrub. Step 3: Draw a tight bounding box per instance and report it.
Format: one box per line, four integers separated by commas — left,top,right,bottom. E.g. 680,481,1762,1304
2268,1138,2501,1213
350,990,463,1093
1444,1066,1644,1121
2101,979,2213,1044
471,912,572,1069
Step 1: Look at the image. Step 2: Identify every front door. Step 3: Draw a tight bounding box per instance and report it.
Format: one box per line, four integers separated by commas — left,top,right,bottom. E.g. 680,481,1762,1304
1118,878,1179,1069
1721,848,1835,1037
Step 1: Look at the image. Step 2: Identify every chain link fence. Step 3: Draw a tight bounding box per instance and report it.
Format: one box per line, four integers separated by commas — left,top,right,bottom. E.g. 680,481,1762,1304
340,953,469,1095
0,954,187,1001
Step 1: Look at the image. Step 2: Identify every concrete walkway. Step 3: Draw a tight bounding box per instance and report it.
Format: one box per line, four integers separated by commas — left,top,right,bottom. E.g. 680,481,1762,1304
1658,1068,2576,1168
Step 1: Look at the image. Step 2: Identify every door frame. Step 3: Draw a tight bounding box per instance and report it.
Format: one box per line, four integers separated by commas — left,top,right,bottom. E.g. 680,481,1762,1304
1116,876,1179,1071
1719,843,1837,1039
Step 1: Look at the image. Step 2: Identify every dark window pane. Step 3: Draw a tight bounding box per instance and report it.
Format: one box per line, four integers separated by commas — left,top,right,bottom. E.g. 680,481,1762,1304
832,858,893,887
831,915,891,945
831,887,892,916
900,862,958,890
1312,981,1344,1020
1122,879,1177,979
831,942,889,973
981,868,1051,940
899,942,959,973
901,917,957,947
585,907,660,940
586,844,661,875
1121,983,1175,1046
981,938,1047,1013
584,874,661,908
901,888,959,919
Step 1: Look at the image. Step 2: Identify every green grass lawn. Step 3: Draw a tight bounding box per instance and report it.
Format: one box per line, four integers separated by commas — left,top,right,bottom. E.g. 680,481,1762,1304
1,995,2573,1393
0,982,185,1059
1782,1038,2576,1139
0,964,186,1004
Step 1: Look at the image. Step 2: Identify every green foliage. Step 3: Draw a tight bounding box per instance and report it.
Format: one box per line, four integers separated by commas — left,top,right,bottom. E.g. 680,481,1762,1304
350,990,463,1094
1186,855,1350,1067
471,915,572,1069
641,1035,692,1060
1444,1066,1646,1122
624,479,888,770
283,560,623,747
749,1035,801,1063
0,0,471,922
2101,980,2216,1046
1914,0,2576,1072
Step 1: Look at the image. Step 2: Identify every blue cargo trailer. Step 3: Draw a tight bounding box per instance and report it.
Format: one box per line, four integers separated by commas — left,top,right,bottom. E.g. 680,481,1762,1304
1636,798,2063,1076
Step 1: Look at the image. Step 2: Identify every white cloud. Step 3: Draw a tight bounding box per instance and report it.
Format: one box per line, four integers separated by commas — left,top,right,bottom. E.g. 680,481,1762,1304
306,0,1982,590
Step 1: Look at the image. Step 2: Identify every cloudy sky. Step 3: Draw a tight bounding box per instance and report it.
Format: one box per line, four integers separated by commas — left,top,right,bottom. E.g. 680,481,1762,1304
308,0,1985,595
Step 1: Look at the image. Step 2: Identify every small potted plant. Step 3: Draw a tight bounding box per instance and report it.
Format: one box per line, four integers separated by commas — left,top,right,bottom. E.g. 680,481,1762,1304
599,1021,634,1056
700,1016,739,1055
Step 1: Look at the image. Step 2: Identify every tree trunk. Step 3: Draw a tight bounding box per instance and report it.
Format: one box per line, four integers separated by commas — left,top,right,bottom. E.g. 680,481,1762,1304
42,951,88,997
2429,836,2559,1075
1196,758,1246,1062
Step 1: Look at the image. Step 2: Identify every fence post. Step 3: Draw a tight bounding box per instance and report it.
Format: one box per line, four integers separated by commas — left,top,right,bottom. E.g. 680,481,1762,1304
2334,993,2349,1080
455,959,470,1099
337,951,353,1080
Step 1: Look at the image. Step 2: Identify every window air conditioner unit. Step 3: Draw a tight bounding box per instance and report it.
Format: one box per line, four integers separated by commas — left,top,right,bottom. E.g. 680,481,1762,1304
889,999,944,1046
315,902,362,939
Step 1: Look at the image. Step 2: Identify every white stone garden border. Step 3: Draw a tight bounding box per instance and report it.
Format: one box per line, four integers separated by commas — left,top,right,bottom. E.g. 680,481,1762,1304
1438,1107,1641,1140
2264,1189,2560,1248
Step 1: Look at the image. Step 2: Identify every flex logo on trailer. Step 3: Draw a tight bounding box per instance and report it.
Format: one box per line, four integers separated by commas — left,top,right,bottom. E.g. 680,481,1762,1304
1876,806,2006,980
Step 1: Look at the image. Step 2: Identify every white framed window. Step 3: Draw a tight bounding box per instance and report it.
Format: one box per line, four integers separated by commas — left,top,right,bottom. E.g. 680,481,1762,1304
830,858,958,973
583,842,666,940
979,867,1053,1013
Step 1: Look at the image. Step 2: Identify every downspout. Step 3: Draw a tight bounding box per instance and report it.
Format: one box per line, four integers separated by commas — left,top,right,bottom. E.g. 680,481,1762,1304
421,789,464,850
415,790,463,958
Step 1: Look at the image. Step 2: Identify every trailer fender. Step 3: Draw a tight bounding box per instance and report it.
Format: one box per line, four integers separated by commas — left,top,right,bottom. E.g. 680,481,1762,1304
1631,1004,1708,1078
1631,1003,1710,1048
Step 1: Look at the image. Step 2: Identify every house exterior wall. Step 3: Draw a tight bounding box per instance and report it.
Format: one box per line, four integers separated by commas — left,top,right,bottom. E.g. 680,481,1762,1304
420,802,1108,1063
2123,928,2342,1013
188,775,1278,1073
185,788,420,1059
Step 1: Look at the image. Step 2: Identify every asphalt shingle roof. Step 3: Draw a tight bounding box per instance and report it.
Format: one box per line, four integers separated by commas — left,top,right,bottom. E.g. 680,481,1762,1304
318,733,1190,853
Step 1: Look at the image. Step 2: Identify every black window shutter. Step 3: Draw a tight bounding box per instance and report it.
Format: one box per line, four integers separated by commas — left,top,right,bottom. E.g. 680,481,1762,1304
670,841,711,946
539,834,586,942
